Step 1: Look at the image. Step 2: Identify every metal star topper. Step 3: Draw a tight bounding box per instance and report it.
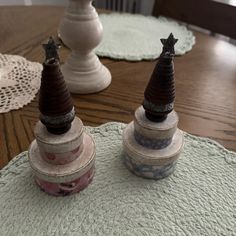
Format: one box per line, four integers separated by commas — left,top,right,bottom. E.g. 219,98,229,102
42,37,61,62
160,33,178,58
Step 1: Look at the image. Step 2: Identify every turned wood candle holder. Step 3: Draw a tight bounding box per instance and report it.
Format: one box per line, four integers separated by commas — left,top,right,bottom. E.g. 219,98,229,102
59,0,112,94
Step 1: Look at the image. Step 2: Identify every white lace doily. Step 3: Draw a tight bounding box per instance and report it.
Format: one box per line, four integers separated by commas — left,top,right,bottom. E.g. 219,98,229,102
96,13,195,61
0,54,42,113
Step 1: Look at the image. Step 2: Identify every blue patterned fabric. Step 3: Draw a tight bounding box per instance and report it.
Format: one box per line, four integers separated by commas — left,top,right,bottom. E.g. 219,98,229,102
124,154,177,179
134,130,172,149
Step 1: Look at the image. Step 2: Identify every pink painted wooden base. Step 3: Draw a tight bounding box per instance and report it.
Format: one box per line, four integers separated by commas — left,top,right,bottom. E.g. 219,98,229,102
35,165,95,196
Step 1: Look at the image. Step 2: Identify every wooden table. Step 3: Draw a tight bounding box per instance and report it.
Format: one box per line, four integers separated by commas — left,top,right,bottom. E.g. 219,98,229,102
0,6,235,169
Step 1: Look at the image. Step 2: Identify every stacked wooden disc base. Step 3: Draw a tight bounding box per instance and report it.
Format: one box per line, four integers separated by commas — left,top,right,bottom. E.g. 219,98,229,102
123,106,184,179
28,117,95,196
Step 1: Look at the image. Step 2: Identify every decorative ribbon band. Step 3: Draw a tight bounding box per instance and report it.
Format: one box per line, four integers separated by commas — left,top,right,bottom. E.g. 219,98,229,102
143,100,174,113
124,155,177,180
134,130,172,149
40,107,75,126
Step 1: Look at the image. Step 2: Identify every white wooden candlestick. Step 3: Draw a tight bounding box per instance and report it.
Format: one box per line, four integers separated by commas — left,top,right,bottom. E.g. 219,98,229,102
59,0,112,94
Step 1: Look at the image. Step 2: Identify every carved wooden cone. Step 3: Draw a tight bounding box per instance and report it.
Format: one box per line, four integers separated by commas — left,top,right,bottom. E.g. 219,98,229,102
143,57,175,122
143,33,178,122
39,58,75,134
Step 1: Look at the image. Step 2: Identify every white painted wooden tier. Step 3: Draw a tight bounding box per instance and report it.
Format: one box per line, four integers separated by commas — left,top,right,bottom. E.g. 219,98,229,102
123,122,184,166
35,117,84,154
134,106,178,140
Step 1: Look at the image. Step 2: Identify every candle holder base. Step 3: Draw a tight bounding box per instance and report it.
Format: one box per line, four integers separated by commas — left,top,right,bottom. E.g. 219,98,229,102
61,63,111,94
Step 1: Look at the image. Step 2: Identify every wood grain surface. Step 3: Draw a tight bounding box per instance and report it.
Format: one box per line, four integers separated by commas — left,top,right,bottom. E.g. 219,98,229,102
0,6,235,169
153,0,236,39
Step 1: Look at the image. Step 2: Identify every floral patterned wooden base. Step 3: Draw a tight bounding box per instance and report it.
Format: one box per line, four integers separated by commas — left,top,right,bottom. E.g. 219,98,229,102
35,165,95,196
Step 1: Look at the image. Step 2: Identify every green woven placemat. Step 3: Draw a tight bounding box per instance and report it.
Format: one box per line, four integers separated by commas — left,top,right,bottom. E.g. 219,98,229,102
96,13,195,61
0,122,235,235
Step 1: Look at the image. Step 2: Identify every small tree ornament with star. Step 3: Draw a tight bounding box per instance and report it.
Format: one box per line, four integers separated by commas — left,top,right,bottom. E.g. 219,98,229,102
39,37,75,134
42,37,61,62
143,33,178,122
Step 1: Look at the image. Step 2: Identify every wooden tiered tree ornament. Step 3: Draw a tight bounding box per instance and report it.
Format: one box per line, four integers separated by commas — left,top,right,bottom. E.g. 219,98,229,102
123,33,184,180
59,0,112,94
28,38,96,196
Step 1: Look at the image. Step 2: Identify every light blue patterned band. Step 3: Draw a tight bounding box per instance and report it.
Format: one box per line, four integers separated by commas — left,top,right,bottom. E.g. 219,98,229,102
123,154,177,180
134,130,172,149
40,107,75,126
143,100,174,113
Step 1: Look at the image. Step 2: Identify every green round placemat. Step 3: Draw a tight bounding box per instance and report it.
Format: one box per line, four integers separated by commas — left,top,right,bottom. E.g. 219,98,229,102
0,122,235,235
96,13,195,61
